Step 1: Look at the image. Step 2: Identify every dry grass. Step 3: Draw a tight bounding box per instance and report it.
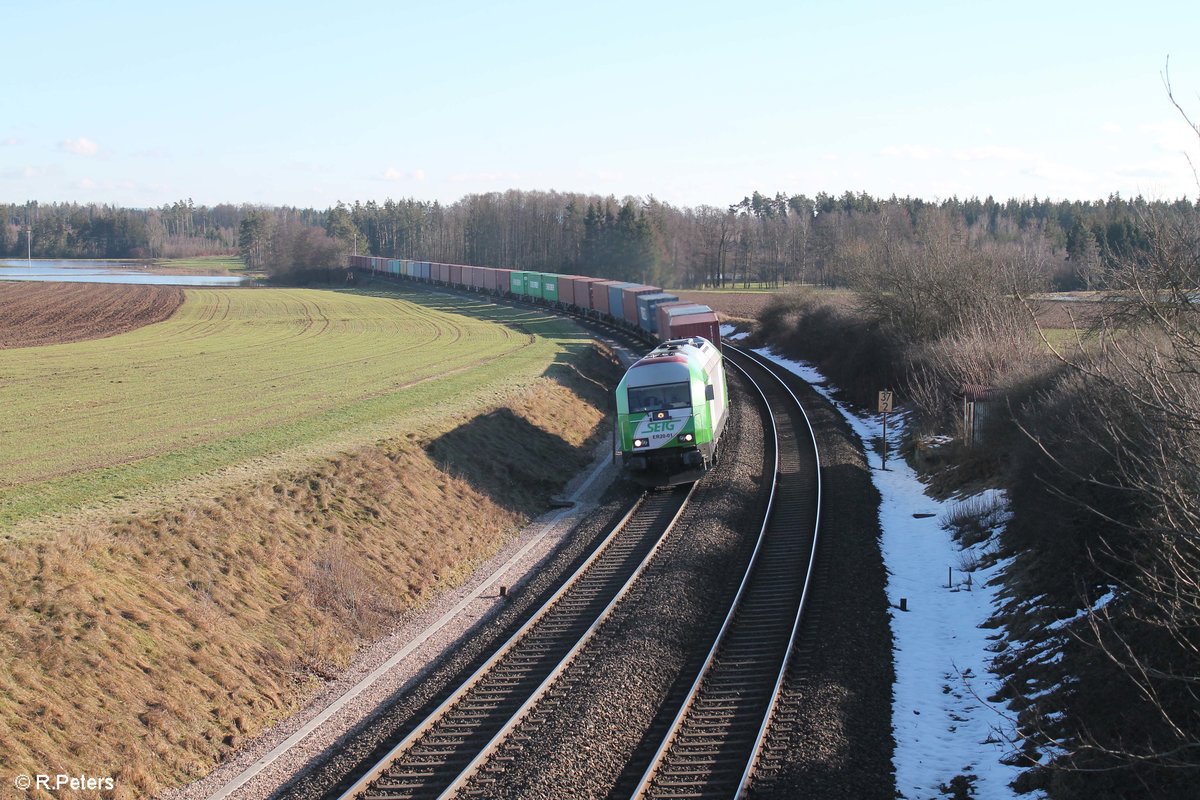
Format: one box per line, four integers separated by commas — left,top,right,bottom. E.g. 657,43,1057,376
0,347,615,798
940,492,1009,547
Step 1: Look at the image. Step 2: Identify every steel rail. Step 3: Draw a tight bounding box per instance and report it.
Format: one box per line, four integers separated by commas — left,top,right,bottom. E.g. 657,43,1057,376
731,346,824,799
338,483,695,800
628,344,822,800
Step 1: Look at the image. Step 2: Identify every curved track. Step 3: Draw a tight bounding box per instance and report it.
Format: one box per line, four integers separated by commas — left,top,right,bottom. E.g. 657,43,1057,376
338,485,694,800
630,345,822,799
321,279,826,799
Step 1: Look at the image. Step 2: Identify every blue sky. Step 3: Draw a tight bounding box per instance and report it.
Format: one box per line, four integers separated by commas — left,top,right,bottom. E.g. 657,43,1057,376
3,0,1199,209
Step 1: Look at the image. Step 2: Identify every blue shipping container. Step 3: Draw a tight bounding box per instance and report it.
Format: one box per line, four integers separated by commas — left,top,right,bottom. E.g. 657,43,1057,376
606,282,639,323
635,292,679,333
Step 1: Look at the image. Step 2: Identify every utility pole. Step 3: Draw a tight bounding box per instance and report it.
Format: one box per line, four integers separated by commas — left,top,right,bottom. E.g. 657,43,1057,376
26,226,32,267
878,389,894,470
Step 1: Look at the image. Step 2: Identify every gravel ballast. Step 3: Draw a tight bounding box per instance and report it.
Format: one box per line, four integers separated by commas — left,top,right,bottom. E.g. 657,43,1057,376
457,376,770,799
746,364,896,799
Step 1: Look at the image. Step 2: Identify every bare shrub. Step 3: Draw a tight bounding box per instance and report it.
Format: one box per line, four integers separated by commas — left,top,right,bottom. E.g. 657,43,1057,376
905,300,1054,433
849,206,1048,347
306,542,373,628
999,192,1200,795
941,492,1009,547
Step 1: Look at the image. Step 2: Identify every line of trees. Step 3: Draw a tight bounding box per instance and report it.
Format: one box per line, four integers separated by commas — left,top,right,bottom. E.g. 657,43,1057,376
6,192,1195,294
307,190,1199,292
0,200,250,259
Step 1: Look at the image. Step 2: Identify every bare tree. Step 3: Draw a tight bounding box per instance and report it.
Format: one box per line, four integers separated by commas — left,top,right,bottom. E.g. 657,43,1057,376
1003,78,1200,795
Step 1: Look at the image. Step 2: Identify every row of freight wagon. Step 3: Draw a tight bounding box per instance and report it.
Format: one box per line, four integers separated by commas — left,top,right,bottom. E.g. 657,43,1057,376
347,255,722,348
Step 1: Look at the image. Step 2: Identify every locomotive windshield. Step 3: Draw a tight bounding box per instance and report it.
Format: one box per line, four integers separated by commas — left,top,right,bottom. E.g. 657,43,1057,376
627,382,691,413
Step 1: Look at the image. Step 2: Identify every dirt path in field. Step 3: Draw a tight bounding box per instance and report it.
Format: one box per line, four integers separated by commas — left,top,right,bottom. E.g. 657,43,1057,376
0,281,185,348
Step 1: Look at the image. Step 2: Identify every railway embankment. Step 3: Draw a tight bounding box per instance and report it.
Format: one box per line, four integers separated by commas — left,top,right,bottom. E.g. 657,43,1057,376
0,291,624,799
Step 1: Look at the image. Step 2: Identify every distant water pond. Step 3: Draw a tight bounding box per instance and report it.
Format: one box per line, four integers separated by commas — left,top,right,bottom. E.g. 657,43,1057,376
0,260,248,286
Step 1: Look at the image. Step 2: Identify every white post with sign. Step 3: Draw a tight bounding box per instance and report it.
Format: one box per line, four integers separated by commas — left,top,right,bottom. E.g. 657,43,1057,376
878,390,894,470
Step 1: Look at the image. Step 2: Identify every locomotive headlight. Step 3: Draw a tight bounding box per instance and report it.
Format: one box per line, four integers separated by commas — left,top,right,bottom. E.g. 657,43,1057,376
683,433,694,442
634,438,647,448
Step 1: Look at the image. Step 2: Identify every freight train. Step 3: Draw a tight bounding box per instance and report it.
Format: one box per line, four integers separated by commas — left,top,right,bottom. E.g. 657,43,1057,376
615,337,728,485
347,255,729,485
347,256,721,348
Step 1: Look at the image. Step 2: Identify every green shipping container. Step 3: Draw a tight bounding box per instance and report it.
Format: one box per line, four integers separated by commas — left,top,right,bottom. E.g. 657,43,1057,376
509,271,525,295
524,273,543,300
539,273,559,303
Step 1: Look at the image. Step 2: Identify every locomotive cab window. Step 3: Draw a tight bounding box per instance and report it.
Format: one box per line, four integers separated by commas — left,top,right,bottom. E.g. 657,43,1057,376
628,382,691,413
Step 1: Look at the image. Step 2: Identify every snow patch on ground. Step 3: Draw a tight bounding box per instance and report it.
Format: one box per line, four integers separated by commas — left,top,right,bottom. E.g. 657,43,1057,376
719,323,750,341
756,348,1033,800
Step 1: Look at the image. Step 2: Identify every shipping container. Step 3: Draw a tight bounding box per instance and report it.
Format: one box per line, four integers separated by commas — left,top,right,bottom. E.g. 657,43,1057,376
656,302,712,338
664,310,721,349
539,273,560,304
524,273,544,300
635,292,679,333
483,267,498,292
449,264,463,287
493,268,512,294
572,277,603,310
590,280,623,317
605,283,639,323
621,285,660,329
418,262,431,281
509,270,526,296
559,276,593,309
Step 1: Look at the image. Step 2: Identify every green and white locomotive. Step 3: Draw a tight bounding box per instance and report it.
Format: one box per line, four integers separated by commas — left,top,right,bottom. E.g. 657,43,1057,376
615,337,729,486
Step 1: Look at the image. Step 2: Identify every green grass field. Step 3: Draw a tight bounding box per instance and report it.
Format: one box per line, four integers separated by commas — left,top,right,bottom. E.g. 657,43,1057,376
0,284,586,531
153,255,247,272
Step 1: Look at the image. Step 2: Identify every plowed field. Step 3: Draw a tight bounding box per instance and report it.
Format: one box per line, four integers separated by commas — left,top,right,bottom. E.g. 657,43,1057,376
674,290,774,321
0,281,184,348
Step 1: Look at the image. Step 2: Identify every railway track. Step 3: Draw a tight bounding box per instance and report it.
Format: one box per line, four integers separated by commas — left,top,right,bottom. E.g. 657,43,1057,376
324,280,825,798
336,485,694,800
629,345,822,799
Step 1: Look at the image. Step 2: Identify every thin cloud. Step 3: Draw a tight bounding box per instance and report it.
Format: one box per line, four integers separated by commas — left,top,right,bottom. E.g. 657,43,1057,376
1,137,21,146
448,171,518,183
951,146,1029,162
383,167,425,181
880,145,940,160
60,137,100,156
1,165,45,179
1139,121,1197,154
